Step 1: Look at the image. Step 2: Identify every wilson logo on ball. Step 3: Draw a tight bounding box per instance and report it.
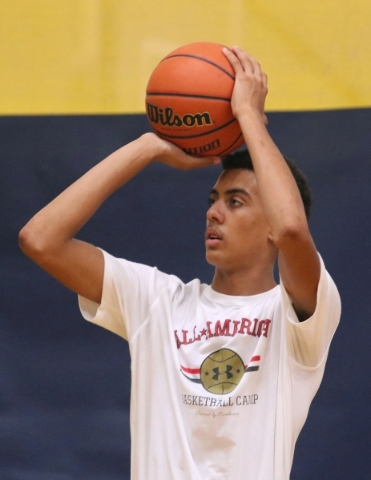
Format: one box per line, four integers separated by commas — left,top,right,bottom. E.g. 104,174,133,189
146,103,212,128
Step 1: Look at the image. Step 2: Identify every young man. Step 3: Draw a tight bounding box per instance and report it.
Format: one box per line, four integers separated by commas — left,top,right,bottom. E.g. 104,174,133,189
19,47,341,479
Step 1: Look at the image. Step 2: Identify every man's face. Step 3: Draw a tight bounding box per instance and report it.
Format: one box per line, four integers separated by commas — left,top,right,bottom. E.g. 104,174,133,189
205,168,272,272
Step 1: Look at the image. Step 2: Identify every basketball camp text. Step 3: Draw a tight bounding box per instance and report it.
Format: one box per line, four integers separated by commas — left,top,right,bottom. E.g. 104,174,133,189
181,393,259,407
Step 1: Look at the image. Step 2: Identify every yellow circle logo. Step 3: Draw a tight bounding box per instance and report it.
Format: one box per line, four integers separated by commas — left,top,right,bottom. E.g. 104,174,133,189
200,348,245,395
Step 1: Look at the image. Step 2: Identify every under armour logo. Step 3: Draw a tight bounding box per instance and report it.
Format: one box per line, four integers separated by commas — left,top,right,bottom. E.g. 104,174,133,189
212,365,234,381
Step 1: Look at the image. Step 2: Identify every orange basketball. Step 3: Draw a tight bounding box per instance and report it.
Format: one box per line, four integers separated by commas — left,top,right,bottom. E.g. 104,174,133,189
145,42,244,157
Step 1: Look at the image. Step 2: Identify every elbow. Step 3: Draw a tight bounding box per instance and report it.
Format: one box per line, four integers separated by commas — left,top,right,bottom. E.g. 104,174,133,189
271,220,310,248
19,223,48,261
19,224,36,258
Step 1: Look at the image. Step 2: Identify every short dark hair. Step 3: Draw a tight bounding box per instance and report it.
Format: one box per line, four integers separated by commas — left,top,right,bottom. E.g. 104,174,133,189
221,149,312,219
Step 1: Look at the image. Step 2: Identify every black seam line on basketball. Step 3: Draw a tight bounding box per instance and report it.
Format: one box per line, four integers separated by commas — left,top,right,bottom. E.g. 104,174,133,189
154,117,237,140
217,132,244,156
160,54,235,81
146,92,231,102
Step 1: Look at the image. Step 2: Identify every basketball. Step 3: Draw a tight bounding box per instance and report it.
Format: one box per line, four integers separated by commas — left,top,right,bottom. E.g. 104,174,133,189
145,42,244,157
200,348,245,395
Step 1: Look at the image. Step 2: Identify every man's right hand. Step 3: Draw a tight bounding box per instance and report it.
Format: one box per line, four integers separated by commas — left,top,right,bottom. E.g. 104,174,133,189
146,132,221,171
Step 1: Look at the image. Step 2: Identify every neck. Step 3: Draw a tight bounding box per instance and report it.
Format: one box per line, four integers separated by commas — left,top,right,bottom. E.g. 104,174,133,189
211,264,277,296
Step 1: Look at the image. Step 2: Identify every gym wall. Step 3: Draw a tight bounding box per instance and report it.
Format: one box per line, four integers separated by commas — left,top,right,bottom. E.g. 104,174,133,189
1,2,370,479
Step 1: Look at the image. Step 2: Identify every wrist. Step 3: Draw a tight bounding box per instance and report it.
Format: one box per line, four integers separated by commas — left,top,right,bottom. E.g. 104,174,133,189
139,132,168,163
235,106,265,125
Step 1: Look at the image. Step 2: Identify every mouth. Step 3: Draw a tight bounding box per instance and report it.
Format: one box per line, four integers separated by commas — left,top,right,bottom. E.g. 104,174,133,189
205,227,223,246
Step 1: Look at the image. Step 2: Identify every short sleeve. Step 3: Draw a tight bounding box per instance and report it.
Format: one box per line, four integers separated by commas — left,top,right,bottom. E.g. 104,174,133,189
78,249,171,340
280,255,341,368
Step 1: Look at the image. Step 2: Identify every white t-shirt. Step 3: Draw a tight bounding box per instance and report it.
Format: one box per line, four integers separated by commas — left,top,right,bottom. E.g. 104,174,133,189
79,250,341,480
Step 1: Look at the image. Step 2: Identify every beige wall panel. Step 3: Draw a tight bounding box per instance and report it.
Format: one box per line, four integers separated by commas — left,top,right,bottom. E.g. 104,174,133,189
1,0,370,114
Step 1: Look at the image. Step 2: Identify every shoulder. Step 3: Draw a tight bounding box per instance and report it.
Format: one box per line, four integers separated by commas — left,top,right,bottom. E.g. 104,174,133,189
102,248,207,302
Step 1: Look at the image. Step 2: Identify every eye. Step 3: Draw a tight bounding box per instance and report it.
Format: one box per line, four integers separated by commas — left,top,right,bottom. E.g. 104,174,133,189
208,197,216,205
229,197,242,207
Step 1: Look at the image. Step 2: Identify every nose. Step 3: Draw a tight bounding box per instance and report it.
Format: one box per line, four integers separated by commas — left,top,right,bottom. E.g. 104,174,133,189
206,199,224,224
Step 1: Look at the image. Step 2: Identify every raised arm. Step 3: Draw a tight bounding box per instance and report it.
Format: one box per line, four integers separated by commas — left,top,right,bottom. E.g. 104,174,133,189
223,46,320,319
19,133,219,304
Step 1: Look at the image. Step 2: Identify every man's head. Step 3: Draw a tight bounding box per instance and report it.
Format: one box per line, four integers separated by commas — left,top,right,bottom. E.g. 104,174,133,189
205,149,312,273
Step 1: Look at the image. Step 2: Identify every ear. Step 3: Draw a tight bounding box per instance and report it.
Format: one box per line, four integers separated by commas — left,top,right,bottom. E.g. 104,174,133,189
267,229,279,254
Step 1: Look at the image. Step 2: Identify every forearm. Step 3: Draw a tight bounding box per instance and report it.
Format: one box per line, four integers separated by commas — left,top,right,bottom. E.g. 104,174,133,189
239,109,309,242
19,134,157,255
20,131,218,257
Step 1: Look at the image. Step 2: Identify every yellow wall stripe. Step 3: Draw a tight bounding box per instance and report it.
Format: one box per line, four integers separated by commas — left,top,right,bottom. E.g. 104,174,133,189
1,0,370,114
